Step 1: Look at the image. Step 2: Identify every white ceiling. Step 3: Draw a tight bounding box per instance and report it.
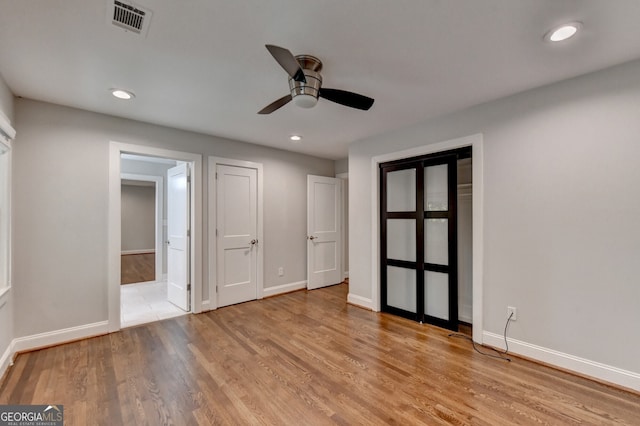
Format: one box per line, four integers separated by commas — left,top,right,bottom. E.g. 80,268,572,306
1,1,640,160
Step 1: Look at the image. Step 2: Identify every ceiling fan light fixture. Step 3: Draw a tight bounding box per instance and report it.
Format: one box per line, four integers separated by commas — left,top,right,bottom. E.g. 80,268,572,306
290,135,302,141
259,44,374,114
293,94,318,108
110,88,135,100
545,22,582,42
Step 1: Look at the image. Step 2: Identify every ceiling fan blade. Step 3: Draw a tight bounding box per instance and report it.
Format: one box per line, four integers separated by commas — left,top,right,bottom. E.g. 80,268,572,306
319,88,374,110
265,44,306,83
258,94,292,114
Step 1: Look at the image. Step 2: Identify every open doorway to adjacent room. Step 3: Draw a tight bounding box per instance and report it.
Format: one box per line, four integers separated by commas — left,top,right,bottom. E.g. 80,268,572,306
119,153,188,327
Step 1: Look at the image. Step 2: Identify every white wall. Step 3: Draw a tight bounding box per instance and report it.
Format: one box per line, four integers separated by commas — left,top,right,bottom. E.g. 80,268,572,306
121,184,155,252
12,98,334,338
349,59,640,387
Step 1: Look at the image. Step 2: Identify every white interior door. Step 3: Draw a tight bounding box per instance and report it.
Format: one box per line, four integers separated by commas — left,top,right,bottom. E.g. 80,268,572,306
217,164,258,307
167,163,190,311
307,175,342,290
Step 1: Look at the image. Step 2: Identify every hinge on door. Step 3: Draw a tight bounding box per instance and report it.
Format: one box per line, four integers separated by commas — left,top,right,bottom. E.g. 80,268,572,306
215,172,218,180
187,284,191,291
187,175,191,183
187,229,191,237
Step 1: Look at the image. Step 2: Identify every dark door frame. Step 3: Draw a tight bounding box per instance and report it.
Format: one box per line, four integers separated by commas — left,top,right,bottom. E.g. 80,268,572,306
380,147,470,330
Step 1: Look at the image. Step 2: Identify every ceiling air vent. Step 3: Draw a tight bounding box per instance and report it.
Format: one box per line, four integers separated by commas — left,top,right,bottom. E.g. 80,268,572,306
108,0,152,37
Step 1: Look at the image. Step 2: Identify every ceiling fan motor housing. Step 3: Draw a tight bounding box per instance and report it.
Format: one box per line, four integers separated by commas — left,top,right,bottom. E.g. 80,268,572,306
289,55,323,108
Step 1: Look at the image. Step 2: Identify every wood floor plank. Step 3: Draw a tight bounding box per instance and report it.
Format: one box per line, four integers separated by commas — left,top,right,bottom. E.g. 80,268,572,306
1,283,639,425
121,253,155,284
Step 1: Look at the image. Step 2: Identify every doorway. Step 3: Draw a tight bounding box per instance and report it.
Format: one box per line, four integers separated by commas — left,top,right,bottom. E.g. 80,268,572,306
371,134,483,342
120,171,163,284
379,147,471,331
119,155,192,327
108,143,203,332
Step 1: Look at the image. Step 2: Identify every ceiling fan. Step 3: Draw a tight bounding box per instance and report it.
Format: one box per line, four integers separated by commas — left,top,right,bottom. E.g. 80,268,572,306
258,44,375,114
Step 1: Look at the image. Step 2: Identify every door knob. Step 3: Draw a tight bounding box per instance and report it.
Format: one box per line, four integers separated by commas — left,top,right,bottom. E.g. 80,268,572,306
250,239,258,245
308,235,316,240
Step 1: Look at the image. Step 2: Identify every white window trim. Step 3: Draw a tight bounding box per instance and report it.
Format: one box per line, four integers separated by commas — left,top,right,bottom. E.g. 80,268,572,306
0,110,14,298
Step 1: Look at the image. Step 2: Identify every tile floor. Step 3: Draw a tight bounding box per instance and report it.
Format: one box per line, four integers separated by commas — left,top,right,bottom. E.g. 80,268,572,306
121,281,188,327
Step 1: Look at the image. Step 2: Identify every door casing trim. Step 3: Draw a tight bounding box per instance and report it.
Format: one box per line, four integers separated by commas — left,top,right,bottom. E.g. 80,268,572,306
108,142,202,332
120,173,164,283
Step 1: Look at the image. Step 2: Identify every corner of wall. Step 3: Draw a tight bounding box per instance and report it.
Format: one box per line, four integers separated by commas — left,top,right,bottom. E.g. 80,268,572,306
334,157,348,175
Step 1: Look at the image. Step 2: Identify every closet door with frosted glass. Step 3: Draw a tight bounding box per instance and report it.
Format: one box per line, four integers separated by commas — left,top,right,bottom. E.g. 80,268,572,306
381,163,421,321
422,155,458,330
380,154,458,330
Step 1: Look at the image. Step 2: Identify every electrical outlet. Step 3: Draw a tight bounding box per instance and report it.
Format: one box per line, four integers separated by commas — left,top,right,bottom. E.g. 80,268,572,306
278,267,284,277
507,306,517,321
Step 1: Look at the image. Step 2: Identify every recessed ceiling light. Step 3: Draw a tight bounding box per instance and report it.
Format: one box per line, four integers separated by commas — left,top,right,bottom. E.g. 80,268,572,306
545,22,582,42
290,135,302,141
110,88,135,100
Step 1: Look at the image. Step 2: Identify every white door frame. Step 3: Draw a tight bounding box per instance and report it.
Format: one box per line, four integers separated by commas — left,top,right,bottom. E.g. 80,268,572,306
336,172,348,281
109,142,202,332
207,156,264,311
368,133,484,343
120,173,164,283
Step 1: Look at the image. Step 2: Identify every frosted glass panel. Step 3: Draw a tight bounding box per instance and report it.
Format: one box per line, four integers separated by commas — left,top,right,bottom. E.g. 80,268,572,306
387,219,416,262
425,164,448,211
425,271,449,320
387,168,416,212
425,219,448,265
387,266,416,313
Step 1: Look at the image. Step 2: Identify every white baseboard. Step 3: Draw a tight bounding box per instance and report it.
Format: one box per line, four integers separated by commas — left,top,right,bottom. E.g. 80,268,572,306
12,321,110,354
263,281,307,298
483,331,640,392
0,342,12,382
1,321,110,383
121,249,155,255
347,293,374,310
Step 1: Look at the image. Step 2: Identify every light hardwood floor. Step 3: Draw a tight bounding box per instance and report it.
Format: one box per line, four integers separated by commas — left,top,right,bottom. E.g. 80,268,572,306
1,283,638,425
